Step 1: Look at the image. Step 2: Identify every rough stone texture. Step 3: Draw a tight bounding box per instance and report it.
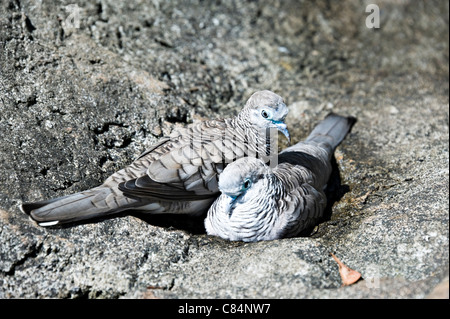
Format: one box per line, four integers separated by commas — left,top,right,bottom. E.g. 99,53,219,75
0,0,448,298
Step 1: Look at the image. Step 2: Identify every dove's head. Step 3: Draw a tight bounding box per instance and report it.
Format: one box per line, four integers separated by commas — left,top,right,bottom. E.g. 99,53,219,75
218,157,272,208
242,90,290,142
205,157,281,241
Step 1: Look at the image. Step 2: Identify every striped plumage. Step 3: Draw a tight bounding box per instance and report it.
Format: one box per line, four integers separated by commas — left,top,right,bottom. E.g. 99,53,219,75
205,113,356,242
21,90,290,226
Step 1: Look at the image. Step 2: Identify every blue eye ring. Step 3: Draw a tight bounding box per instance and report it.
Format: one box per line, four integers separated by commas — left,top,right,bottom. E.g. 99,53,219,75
242,178,252,190
261,109,271,119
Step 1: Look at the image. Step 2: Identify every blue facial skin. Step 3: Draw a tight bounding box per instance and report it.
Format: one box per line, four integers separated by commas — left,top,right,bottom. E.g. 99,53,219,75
260,105,290,144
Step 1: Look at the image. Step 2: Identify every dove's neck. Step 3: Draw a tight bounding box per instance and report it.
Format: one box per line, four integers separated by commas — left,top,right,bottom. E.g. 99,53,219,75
230,115,273,160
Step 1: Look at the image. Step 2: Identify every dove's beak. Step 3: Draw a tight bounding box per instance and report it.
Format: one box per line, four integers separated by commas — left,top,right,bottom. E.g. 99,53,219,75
273,121,291,144
225,195,237,218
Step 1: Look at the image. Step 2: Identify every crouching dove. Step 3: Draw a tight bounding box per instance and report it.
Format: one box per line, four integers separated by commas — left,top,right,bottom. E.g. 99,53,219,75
21,90,289,226
205,113,356,242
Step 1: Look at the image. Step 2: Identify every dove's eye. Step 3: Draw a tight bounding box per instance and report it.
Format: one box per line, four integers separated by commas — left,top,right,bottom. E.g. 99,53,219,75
242,179,252,190
261,109,271,119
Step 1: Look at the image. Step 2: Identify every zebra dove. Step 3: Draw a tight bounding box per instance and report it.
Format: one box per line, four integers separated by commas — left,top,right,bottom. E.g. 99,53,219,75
21,90,289,226
205,113,356,242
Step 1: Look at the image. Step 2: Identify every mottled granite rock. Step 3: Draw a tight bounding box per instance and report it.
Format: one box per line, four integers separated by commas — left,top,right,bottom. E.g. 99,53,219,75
1,0,448,298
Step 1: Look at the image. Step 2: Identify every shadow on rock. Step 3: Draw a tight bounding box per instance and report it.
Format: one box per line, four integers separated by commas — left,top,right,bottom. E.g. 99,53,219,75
38,155,350,237
133,212,208,235
298,155,351,237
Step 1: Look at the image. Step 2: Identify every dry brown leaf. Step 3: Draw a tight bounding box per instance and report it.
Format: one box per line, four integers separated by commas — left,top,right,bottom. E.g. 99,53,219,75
142,289,159,299
141,286,163,299
330,252,362,286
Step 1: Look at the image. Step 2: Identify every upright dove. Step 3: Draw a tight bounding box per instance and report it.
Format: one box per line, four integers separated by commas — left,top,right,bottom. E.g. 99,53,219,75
21,90,290,226
205,113,356,242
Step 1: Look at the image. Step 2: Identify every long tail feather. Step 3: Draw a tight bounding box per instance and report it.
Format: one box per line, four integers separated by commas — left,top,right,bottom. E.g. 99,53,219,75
305,113,356,150
21,187,138,226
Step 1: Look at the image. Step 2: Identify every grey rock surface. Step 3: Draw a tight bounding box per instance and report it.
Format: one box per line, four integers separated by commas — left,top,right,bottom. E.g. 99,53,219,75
0,0,448,298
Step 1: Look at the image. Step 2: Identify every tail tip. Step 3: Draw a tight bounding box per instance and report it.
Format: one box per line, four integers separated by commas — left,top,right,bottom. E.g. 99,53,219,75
326,112,357,126
347,115,357,128
21,201,60,227
37,220,60,227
